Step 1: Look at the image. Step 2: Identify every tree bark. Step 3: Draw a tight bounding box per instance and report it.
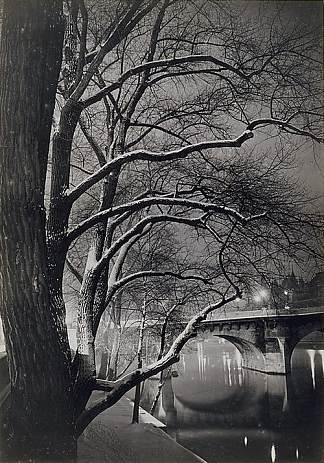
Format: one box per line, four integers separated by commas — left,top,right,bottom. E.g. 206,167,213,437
0,1,76,460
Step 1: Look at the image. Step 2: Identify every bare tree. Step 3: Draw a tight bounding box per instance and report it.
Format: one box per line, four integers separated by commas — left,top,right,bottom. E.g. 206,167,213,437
0,0,322,461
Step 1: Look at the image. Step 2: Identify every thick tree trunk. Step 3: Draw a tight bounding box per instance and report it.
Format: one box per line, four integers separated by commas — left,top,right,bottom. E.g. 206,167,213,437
0,1,76,460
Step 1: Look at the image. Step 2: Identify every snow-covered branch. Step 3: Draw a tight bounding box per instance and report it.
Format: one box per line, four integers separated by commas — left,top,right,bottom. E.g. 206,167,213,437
66,195,267,243
66,129,254,204
112,270,215,290
66,114,322,207
246,118,323,143
76,291,239,434
107,227,152,289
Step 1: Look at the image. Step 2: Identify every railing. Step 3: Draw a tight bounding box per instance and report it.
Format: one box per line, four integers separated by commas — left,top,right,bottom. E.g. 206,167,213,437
206,305,324,323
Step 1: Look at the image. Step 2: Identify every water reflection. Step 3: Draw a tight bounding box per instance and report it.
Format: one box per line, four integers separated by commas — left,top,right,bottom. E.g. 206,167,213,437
319,350,324,376
270,443,276,463
307,349,316,389
295,447,299,460
141,334,324,463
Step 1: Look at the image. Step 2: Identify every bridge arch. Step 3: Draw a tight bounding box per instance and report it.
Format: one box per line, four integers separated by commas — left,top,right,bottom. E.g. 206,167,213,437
292,321,324,348
289,323,324,369
215,335,266,373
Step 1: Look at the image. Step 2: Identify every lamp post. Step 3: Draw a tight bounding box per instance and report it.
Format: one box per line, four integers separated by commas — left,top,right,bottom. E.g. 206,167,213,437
283,289,293,312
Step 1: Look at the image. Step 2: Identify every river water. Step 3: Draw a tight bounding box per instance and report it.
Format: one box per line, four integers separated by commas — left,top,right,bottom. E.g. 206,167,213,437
141,334,324,463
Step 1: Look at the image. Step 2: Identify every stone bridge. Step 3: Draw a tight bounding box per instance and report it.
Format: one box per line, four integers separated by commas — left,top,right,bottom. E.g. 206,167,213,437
198,309,324,374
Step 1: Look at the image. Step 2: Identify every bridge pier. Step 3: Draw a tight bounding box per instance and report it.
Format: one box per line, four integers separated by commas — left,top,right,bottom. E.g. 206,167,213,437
261,338,293,375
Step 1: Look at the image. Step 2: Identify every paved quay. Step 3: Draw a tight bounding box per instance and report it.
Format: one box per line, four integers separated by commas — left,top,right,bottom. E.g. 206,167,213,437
78,392,207,463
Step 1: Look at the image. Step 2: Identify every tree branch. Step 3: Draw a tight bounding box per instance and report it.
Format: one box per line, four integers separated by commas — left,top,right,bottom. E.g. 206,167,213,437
246,118,323,143
79,114,106,166
70,0,158,102
83,54,251,107
127,121,189,149
66,258,83,285
66,129,254,204
73,0,88,91
76,291,239,434
107,269,216,302
92,214,207,277
67,195,266,243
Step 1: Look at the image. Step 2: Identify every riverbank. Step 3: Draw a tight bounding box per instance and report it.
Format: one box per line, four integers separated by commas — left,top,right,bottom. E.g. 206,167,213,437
0,355,206,463
78,392,207,463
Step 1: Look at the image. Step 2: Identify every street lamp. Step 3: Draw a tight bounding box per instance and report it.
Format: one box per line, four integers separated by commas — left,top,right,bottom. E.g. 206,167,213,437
253,288,269,313
284,289,291,310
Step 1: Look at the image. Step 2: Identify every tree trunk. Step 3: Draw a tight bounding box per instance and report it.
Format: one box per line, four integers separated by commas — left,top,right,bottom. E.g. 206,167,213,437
97,321,109,379
132,301,146,423
0,1,76,460
107,323,122,380
98,350,109,379
161,371,178,436
149,370,165,415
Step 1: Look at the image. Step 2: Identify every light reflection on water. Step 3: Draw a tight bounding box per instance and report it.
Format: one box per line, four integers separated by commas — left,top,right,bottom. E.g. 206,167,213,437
307,349,316,389
270,443,276,463
295,447,299,460
141,335,324,463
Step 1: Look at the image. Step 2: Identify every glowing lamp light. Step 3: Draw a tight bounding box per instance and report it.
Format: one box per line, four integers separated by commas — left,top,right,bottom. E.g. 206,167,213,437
259,289,268,299
253,288,268,303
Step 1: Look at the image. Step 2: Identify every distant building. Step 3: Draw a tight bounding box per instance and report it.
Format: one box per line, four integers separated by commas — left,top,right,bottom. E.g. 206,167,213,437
207,270,324,319
309,271,324,299
253,270,324,311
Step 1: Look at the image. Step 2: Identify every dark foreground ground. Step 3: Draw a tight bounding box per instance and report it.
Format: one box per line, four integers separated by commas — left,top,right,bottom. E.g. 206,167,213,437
78,393,207,463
